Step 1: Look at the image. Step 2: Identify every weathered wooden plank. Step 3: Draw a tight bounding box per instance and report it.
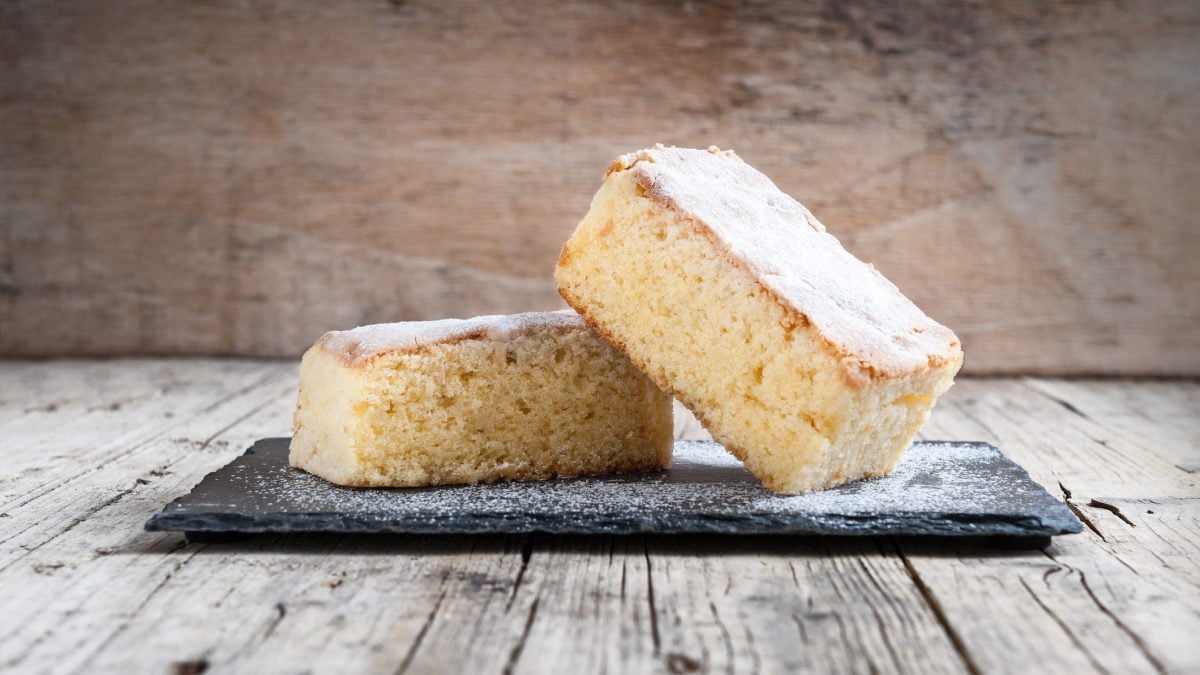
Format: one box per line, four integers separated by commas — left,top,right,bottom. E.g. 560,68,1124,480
0,361,292,571
922,380,1195,500
504,536,657,674
394,533,973,674
911,379,1200,674
634,537,968,674
0,359,218,436
82,535,534,675
2,1,1198,374
0,360,281,500
1,362,1197,674
1022,378,1200,473
216,536,970,674
0,362,301,672
894,540,1165,675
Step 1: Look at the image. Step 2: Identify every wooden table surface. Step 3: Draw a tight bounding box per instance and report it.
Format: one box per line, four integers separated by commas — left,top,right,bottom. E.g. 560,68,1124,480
1,360,1196,674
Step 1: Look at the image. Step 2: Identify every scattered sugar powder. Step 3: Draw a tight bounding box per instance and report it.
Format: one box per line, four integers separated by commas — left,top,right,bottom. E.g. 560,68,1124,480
751,442,1015,515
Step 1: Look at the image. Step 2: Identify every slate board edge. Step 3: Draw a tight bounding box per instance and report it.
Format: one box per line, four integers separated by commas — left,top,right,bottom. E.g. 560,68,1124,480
145,510,1077,537
144,437,1082,539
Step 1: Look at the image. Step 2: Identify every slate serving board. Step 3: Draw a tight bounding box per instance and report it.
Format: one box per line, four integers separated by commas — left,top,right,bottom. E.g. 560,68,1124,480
146,438,1080,546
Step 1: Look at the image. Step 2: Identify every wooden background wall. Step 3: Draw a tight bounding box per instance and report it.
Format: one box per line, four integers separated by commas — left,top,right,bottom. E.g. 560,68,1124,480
2,1,1197,374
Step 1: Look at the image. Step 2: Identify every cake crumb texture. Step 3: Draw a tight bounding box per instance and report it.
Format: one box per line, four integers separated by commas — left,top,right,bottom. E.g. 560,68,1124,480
290,311,674,487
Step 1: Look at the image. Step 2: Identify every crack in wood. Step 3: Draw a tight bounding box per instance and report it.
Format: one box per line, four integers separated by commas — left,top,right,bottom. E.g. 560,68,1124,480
1042,392,1091,420
172,658,209,675
643,540,661,655
857,556,904,671
506,536,534,612
260,603,287,642
1066,502,1107,542
830,610,859,672
791,612,809,645
708,600,732,671
394,578,448,675
665,651,702,674
1078,572,1167,674
741,623,762,675
787,561,801,589
619,559,627,604
1059,482,1108,542
1017,576,1112,674
895,544,982,675
1039,549,1165,672
501,595,540,675
1042,565,1064,589
1058,482,1073,500
1088,499,1136,528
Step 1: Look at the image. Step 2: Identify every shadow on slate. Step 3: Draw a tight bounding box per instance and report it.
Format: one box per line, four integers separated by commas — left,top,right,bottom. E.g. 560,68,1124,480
146,438,1081,548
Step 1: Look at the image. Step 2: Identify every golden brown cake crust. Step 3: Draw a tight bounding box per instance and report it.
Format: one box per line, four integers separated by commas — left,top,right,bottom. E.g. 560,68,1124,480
603,145,962,384
315,310,583,368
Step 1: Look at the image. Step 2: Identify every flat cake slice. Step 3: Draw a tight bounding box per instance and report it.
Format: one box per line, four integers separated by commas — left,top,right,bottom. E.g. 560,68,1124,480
290,310,673,487
555,145,963,494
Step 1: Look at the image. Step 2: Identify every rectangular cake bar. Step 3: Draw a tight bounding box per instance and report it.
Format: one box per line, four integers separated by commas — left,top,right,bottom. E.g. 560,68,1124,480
556,145,963,493
290,310,674,487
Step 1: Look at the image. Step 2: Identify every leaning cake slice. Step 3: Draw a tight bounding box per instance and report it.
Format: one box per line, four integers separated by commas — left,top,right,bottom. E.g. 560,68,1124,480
555,145,962,494
290,310,673,487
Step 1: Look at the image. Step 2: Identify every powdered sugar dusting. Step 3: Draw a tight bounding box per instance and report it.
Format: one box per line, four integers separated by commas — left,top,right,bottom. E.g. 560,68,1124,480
149,439,1081,537
752,442,1006,514
316,310,582,366
613,145,961,377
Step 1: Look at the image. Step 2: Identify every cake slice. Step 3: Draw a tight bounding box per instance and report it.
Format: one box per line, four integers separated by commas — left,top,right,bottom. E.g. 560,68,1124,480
290,310,673,487
555,145,963,494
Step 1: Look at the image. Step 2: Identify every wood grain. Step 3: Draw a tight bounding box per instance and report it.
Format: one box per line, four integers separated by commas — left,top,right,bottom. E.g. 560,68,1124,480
2,0,1198,373
1,360,1198,672
917,380,1200,674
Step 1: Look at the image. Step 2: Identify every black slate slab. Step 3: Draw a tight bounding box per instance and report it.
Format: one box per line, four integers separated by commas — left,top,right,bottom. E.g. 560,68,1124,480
146,438,1081,545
